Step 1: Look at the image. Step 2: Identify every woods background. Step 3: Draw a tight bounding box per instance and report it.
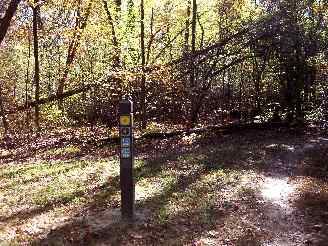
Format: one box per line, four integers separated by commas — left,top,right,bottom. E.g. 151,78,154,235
1,0,328,139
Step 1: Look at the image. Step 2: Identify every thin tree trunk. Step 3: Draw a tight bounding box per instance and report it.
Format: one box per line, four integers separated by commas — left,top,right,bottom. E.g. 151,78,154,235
295,49,304,124
146,8,154,64
190,0,197,55
0,85,9,139
102,0,122,105
252,50,268,113
0,0,22,45
26,25,31,127
239,64,243,112
140,0,146,129
32,0,41,133
197,13,204,48
102,0,120,67
184,1,191,54
189,0,198,127
57,0,92,110
252,56,261,111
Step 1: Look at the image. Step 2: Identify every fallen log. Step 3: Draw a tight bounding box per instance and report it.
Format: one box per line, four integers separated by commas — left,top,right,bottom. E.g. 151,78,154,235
97,122,290,146
5,85,91,115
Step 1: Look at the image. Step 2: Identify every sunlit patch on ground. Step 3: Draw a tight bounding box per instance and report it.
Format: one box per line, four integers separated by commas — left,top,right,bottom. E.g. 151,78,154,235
261,177,295,209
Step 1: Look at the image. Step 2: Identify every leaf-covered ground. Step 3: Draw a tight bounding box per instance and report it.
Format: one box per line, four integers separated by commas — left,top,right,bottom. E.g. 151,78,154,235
0,126,327,245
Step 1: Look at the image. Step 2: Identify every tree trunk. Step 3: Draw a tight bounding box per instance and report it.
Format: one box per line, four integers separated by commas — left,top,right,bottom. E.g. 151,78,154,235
285,72,295,123
184,1,191,54
102,0,120,68
190,0,197,55
146,8,154,64
0,0,22,45
252,49,268,113
295,52,305,124
189,0,198,127
32,0,41,133
25,25,31,127
252,56,261,112
0,85,9,139
140,0,146,129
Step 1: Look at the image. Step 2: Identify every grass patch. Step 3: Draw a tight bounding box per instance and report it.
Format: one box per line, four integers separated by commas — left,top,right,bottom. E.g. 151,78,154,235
0,158,120,228
45,145,81,156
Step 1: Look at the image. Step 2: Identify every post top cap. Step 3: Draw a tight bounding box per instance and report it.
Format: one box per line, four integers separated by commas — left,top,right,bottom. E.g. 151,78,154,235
120,95,133,113
122,94,132,101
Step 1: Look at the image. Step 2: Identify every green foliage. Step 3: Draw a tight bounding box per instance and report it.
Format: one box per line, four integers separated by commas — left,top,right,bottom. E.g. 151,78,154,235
41,104,70,126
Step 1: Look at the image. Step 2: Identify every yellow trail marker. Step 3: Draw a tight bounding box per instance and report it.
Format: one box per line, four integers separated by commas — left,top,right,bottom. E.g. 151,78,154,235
120,115,131,126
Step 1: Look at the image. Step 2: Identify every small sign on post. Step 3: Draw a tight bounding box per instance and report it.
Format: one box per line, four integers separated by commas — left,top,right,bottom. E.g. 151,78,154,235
119,96,135,220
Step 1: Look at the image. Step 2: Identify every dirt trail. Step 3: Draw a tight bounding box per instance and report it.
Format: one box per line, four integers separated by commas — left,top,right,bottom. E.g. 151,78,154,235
260,164,304,245
259,136,328,246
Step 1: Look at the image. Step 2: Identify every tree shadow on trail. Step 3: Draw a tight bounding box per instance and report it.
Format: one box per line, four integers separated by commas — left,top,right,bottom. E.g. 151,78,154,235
254,134,328,245
31,167,226,245
292,178,328,246
292,143,328,245
28,130,277,245
0,174,120,225
28,131,279,245
30,144,232,245
15,128,328,245
300,143,328,181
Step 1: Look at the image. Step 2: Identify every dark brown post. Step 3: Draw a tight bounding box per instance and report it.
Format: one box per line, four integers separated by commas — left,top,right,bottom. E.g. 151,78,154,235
119,96,134,220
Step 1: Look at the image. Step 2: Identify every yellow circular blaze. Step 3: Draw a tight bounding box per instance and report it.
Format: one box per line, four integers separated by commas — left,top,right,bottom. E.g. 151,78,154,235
120,116,131,126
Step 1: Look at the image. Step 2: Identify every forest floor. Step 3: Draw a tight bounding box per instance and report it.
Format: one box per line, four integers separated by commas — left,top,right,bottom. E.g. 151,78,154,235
0,125,328,245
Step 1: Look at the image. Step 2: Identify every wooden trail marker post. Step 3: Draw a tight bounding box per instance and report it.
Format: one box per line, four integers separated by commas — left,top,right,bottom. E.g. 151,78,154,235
119,97,135,220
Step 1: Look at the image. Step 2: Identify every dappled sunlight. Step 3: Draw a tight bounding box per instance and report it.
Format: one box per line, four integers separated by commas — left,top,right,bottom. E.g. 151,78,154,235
261,177,295,210
294,177,328,213
1,159,116,207
158,172,226,220
0,156,121,243
265,143,296,153
291,177,328,245
135,175,175,202
0,203,81,243
43,144,82,157
1,128,327,244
